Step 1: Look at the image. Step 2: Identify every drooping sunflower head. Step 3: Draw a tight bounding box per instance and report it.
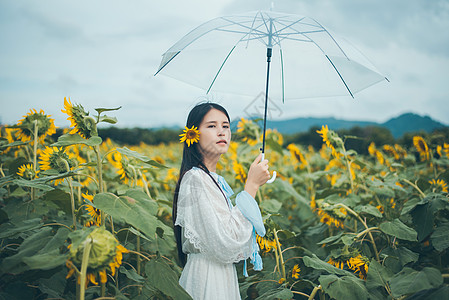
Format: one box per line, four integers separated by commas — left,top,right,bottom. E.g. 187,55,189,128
316,125,340,157
179,125,200,147
83,192,101,226
61,97,96,139
429,179,448,193
66,227,129,286
287,143,307,167
17,163,39,180
40,146,76,173
110,152,134,184
256,234,277,253
413,136,431,161
16,109,57,143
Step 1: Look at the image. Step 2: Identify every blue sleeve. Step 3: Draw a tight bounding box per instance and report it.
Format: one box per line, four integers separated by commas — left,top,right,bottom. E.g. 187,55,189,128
235,191,266,237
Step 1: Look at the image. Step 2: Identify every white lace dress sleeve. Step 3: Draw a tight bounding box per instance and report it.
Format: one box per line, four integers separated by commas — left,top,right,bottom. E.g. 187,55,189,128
175,168,253,264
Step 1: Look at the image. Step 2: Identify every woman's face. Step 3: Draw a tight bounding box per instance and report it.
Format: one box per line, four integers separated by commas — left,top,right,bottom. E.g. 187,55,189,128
198,108,231,157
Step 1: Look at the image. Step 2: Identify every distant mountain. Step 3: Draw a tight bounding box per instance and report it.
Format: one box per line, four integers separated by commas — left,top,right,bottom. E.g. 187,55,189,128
261,113,447,138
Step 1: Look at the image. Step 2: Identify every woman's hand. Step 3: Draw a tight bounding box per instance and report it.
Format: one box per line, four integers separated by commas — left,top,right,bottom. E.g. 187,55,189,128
244,154,270,198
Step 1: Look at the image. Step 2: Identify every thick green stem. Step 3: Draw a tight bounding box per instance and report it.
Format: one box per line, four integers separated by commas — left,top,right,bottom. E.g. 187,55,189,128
138,169,152,199
62,159,77,229
273,230,286,280
335,203,379,261
136,236,141,275
94,146,105,225
79,238,93,300
308,285,322,300
402,178,426,198
32,120,38,200
340,141,354,192
67,179,77,230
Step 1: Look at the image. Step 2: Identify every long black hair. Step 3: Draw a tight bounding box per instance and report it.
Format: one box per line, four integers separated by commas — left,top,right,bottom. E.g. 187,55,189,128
173,102,231,266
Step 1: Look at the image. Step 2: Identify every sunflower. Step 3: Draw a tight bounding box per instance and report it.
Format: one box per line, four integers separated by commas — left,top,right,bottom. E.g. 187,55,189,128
383,144,400,160
17,163,39,180
256,234,277,252
66,227,129,286
429,179,448,193
316,125,339,157
328,254,369,280
179,125,200,147
347,255,369,280
444,143,449,159
291,264,300,279
39,146,76,185
287,143,308,168
16,109,56,143
110,152,135,184
61,97,95,139
233,161,247,183
413,136,431,161
83,192,101,226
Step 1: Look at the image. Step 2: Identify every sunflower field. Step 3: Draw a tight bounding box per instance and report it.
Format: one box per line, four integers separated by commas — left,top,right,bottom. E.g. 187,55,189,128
1,99,448,300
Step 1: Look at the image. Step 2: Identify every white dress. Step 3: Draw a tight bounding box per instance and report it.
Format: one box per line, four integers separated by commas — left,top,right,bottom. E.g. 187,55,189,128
175,167,263,300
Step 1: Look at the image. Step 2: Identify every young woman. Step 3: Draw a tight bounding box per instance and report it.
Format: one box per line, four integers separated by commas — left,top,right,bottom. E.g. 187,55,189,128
173,102,270,299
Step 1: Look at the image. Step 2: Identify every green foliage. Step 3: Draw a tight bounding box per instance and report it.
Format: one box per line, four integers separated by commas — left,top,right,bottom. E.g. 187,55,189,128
1,107,448,300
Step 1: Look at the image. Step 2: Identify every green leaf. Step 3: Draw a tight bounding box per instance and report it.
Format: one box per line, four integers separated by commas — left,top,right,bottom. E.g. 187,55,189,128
23,248,68,270
23,227,70,270
0,227,53,274
389,267,443,298
379,219,418,241
260,199,282,213
401,197,427,215
51,133,102,147
43,189,72,215
319,274,369,300
382,247,419,267
98,115,118,124
266,136,284,156
355,204,382,218
276,179,308,206
144,257,193,300
411,202,434,242
119,266,145,283
255,287,294,300
117,147,168,168
0,218,42,239
303,254,353,276
38,269,67,298
366,260,394,289
431,222,449,252
12,178,54,191
317,232,343,245
94,190,172,240
95,106,122,114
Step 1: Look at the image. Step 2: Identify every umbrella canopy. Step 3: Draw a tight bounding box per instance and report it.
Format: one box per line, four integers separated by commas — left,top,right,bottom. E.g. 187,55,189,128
155,10,388,102
155,10,388,182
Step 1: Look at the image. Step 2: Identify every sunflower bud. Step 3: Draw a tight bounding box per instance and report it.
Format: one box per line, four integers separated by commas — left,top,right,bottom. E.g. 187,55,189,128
68,227,119,270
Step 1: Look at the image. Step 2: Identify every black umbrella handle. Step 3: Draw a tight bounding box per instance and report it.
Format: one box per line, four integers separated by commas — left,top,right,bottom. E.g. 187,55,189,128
261,47,276,184
261,47,272,155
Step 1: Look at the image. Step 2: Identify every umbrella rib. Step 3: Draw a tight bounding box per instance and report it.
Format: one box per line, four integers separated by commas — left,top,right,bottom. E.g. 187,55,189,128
206,46,236,94
280,49,285,103
313,18,349,59
154,51,180,75
325,55,354,98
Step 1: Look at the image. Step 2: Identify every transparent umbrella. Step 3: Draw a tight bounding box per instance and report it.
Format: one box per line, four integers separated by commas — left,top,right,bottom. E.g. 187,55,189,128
155,10,388,182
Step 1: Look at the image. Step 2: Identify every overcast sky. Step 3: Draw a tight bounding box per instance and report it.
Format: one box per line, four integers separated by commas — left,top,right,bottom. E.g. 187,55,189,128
1,0,448,130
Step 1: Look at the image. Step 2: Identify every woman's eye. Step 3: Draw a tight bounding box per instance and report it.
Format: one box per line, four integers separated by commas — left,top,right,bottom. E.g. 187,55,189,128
208,125,215,128
223,125,229,129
